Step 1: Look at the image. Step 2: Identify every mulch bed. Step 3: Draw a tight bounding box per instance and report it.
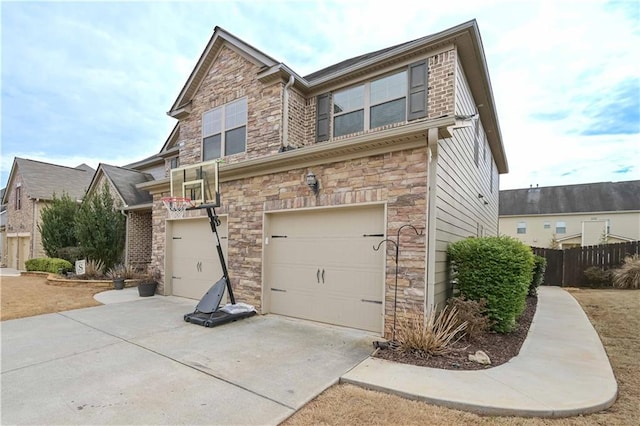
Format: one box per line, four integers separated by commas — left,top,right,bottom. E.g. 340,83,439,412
374,296,538,370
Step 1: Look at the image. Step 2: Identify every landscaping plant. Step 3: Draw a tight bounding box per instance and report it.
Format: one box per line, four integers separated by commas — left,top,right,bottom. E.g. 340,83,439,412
74,182,125,270
25,257,73,274
612,254,640,289
447,236,534,333
83,259,105,279
447,297,492,341
37,192,80,258
529,255,547,296
395,306,467,358
583,266,613,288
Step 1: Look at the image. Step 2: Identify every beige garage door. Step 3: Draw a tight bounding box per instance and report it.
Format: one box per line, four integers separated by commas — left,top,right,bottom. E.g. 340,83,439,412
170,217,228,300
265,205,385,333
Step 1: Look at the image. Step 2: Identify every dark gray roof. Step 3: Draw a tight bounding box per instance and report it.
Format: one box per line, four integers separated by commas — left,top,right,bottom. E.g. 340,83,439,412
99,164,154,206
499,180,640,216
304,38,419,82
13,158,94,201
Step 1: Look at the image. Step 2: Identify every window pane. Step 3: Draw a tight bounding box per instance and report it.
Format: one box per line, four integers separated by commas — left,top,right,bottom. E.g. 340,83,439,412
370,71,407,105
544,222,550,229
203,134,221,161
334,109,364,137
517,222,526,234
225,126,246,155
556,221,566,234
225,98,247,130
370,98,406,128
333,85,364,114
203,108,222,137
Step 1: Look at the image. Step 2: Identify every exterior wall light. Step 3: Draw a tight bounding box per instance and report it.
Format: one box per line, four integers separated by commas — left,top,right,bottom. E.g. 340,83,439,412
306,171,319,195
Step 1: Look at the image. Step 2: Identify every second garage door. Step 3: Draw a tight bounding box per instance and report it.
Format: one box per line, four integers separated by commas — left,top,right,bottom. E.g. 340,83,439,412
170,217,228,300
265,205,385,333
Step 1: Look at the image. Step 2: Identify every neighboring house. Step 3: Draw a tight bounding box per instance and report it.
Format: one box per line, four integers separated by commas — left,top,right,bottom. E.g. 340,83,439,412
136,20,507,337
0,188,6,266
1,158,94,269
499,180,640,248
85,164,156,271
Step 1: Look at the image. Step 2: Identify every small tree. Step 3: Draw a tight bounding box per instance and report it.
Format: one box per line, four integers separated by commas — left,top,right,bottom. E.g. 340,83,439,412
75,182,125,270
549,233,560,249
38,192,80,258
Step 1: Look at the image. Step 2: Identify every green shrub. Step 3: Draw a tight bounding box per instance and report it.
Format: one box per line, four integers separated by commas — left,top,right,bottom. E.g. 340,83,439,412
37,192,80,258
447,297,492,341
612,255,640,289
529,255,547,296
583,266,612,288
56,246,84,264
74,182,125,270
25,258,73,274
447,236,534,333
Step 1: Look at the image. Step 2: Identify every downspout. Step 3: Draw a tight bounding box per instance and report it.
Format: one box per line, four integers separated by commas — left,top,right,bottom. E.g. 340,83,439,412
280,75,295,151
120,208,128,266
424,128,439,315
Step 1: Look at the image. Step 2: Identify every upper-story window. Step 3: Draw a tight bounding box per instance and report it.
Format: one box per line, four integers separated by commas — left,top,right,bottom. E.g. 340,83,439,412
202,97,247,161
517,221,526,234
15,185,21,210
333,70,407,137
169,157,179,169
556,221,566,234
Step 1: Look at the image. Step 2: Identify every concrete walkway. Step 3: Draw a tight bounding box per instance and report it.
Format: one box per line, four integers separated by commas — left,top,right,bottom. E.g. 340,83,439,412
0,267,21,277
342,286,618,417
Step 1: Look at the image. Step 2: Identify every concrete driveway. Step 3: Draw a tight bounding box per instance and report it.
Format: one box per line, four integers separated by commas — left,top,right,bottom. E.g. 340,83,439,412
1,296,375,425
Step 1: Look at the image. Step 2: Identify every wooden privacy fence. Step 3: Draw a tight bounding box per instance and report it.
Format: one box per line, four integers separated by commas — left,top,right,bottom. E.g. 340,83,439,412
532,241,640,286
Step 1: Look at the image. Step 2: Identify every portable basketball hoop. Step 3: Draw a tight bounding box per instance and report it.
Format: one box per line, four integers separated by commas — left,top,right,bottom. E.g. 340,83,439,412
162,197,193,219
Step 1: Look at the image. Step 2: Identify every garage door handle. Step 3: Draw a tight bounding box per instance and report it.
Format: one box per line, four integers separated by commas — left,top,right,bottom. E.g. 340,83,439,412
361,299,382,304
317,269,320,283
271,288,286,292
321,269,325,283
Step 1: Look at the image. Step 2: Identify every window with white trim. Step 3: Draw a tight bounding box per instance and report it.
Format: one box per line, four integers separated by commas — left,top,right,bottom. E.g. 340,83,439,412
517,221,526,234
202,97,247,161
333,70,407,137
556,221,566,234
544,221,551,229
169,157,179,169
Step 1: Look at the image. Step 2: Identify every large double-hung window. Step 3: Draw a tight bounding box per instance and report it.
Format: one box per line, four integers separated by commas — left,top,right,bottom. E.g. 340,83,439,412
202,97,247,161
333,70,407,138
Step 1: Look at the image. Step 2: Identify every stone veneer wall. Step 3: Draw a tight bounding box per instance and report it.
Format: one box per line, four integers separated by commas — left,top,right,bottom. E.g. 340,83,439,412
150,147,428,337
177,45,284,168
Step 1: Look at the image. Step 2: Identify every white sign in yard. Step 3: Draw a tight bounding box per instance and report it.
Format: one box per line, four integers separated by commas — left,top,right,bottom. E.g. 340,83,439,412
75,259,86,276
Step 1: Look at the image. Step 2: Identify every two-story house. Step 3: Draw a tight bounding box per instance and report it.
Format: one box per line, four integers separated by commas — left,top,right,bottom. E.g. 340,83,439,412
499,180,640,248
137,20,507,337
1,158,94,269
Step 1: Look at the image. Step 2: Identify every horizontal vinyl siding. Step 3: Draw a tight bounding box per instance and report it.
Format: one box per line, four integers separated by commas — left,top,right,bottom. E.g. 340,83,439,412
433,57,500,307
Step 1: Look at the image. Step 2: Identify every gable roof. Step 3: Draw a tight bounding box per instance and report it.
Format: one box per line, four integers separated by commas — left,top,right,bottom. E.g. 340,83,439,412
1,158,94,203
499,180,640,216
166,20,507,173
89,164,154,207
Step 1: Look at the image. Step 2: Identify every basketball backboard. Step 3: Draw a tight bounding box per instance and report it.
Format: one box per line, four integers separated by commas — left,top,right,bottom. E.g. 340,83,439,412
170,159,220,207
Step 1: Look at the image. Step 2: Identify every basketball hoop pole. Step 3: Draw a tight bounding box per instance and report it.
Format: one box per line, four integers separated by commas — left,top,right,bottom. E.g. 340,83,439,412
206,206,236,305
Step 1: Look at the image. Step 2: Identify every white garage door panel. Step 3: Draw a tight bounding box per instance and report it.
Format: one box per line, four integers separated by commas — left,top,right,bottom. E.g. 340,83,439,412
171,218,228,300
267,205,384,333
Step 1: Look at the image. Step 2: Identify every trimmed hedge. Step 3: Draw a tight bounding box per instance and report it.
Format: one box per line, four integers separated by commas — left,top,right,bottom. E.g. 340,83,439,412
24,258,73,274
447,236,534,333
529,255,547,296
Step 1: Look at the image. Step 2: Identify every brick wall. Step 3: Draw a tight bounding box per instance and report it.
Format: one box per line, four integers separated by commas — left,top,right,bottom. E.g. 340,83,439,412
126,211,152,272
178,46,284,168
428,49,456,119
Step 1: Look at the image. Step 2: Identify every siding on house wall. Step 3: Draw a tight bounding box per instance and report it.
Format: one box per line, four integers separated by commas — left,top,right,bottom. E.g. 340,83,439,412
500,211,640,247
5,174,36,265
432,53,499,307
126,211,152,271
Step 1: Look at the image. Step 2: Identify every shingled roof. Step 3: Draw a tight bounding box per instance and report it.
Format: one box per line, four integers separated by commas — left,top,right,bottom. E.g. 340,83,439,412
499,180,640,216
92,164,155,207
6,158,94,202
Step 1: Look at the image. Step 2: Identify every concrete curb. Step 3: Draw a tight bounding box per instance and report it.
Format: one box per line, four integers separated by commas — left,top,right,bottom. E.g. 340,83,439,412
341,287,618,418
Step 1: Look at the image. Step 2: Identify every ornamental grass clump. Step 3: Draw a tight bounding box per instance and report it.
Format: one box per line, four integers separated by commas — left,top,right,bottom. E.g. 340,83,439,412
447,236,534,333
612,254,640,289
395,306,467,358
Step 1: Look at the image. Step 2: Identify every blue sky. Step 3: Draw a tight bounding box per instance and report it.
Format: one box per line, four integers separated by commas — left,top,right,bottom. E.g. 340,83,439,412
1,0,639,190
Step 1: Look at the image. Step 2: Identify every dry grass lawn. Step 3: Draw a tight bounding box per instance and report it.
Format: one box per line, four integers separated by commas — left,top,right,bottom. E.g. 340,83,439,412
1,274,103,321
284,289,639,426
